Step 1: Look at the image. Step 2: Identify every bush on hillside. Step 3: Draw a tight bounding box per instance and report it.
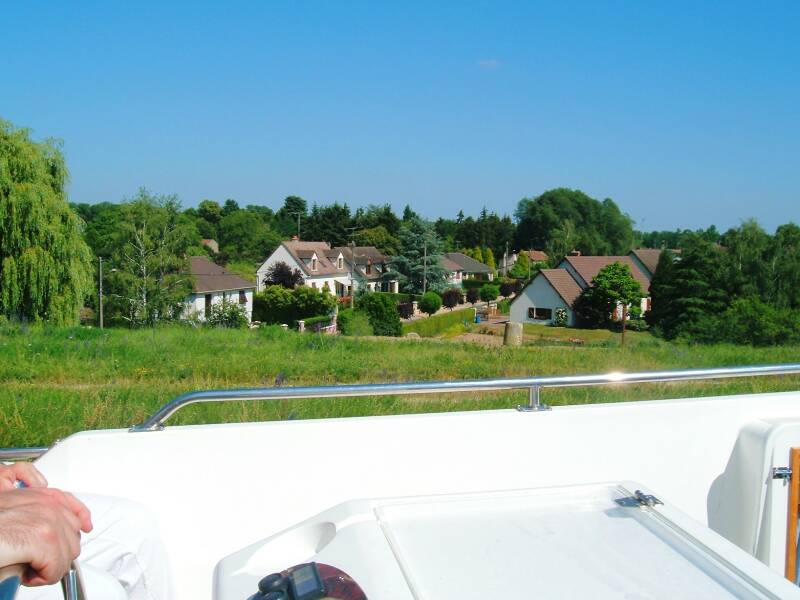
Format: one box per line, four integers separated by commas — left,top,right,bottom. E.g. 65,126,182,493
499,280,516,298
253,285,336,326
466,287,480,304
442,288,461,310
206,301,249,328
337,308,374,336
357,293,402,336
419,291,442,316
479,284,500,302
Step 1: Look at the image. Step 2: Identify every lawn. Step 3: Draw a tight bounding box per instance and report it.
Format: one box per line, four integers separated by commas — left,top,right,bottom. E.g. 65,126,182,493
2,323,800,447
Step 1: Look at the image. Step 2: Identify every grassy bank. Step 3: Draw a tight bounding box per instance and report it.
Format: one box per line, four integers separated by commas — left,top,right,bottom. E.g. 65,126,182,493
2,324,800,446
402,308,476,337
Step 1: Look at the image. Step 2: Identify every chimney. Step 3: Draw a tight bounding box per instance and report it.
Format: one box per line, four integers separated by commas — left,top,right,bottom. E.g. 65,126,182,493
569,250,581,256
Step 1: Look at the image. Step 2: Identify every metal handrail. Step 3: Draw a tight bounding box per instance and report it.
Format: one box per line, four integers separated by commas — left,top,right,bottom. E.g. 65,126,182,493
129,363,800,432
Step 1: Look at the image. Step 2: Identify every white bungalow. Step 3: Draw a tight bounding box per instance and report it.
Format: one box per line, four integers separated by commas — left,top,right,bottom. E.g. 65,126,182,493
184,256,255,322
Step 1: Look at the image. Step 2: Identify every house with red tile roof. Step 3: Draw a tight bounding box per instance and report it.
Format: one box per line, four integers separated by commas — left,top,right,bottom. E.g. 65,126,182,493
509,252,655,326
255,239,399,296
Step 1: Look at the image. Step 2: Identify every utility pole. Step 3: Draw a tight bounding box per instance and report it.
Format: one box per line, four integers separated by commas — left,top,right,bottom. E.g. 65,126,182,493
504,241,509,276
98,257,104,329
345,226,361,308
423,240,427,294
290,212,302,239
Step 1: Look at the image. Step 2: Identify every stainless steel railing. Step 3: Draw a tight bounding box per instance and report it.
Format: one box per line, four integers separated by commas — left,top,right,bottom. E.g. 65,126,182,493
128,363,800,432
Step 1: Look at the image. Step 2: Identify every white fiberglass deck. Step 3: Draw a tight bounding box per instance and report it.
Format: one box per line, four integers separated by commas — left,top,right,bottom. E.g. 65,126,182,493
33,389,800,599
215,483,800,599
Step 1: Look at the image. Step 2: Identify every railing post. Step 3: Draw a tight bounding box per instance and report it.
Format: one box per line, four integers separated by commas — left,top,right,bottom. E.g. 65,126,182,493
518,385,550,412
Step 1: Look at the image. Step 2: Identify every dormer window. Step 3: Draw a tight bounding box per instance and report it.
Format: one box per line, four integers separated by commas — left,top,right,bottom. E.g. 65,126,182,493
366,260,372,275
337,255,343,270
311,254,318,271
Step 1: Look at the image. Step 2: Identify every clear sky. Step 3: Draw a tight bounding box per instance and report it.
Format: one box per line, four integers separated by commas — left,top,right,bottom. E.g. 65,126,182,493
2,1,798,232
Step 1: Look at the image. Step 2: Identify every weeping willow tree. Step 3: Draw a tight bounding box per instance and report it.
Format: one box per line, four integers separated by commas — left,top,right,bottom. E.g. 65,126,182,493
0,119,93,324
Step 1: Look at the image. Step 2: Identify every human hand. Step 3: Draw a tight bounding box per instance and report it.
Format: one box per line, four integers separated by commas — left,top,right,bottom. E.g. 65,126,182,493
0,462,48,491
0,487,93,586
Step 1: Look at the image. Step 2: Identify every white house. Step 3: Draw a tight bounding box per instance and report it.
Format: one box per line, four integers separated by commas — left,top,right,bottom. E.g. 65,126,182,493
441,252,494,286
509,269,583,326
509,254,655,326
256,239,398,296
184,256,255,322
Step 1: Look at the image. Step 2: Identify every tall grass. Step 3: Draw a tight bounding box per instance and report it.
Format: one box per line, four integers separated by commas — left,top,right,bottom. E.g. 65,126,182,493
2,323,799,447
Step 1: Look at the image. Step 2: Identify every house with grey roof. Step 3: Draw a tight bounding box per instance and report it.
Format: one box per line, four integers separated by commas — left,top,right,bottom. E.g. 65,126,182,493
441,252,494,285
185,256,255,322
255,239,398,296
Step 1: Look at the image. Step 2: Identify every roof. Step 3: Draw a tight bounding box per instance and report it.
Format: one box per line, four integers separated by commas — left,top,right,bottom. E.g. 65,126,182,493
629,248,663,277
538,269,584,307
442,252,493,274
334,246,388,280
189,256,255,293
561,255,651,293
282,240,341,276
526,250,548,263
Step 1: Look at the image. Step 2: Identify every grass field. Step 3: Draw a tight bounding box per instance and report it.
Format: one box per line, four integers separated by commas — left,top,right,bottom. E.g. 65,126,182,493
2,324,800,447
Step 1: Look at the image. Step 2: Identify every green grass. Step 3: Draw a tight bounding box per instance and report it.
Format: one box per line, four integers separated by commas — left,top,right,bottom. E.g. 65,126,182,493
2,323,800,447
402,308,476,337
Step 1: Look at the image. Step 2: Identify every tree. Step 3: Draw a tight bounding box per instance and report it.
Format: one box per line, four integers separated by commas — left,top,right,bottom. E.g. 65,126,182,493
466,287,480,303
275,196,307,238
357,293,401,336
356,225,399,256
479,284,500,302
508,252,530,279
263,261,304,289
218,210,281,264
573,262,643,345
442,288,461,310
514,188,634,256
383,216,449,294
303,203,352,247
104,189,195,326
646,237,727,340
252,285,335,325
484,248,496,270
221,198,240,217
419,291,442,315
0,120,93,324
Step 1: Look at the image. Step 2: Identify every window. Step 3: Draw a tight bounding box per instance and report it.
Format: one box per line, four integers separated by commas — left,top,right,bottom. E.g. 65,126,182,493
204,294,212,318
528,307,553,320
337,256,343,269
366,261,372,275
311,282,317,289
311,257,318,271
239,290,247,304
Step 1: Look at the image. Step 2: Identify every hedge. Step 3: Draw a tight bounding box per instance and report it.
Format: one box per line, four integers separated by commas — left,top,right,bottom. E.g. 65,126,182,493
402,307,476,337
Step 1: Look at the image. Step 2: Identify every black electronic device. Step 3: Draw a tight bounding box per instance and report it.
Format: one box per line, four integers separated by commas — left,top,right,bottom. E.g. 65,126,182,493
259,573,290,595
288,563,326,600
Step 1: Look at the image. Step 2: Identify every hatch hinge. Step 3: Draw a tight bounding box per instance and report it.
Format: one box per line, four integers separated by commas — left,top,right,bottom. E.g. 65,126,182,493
772,466,793,480
616,490,663,508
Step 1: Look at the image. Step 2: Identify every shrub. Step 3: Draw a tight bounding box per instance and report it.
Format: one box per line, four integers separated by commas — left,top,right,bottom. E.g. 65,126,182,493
402,308,475,337
462,279,485,291
262,261,303,289
497,299,511,315
357,293,402,336
419,291,442,315
206,301,249,328
466,288,480,304
553,308,568,327
479,284,500,302
337,308,374,336
499,280,515,298
253,285,336,325
303,314,333,332
442,288,461,310
397,301,414,319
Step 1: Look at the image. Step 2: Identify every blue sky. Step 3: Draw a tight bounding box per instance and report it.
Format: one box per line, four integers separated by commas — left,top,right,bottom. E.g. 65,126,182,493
2,1,798,232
